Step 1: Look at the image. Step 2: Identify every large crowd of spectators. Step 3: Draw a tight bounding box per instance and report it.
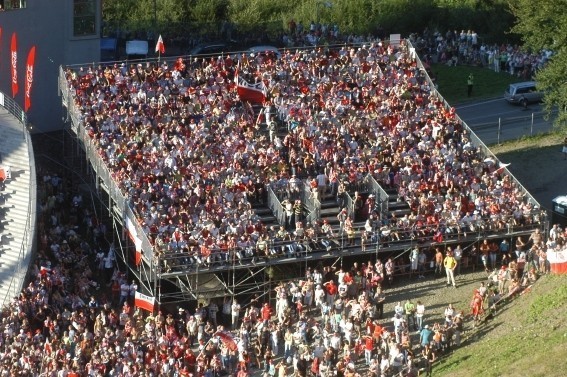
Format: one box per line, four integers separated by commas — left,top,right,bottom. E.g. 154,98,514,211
63,34,542,274
0,166,555,376
410,29,552,79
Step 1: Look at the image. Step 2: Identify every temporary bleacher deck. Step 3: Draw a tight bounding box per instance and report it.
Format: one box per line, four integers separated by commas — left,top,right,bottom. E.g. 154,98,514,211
0,106,36,306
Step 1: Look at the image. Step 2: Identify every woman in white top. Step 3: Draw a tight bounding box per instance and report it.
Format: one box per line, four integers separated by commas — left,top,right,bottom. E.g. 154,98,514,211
416,301,426,331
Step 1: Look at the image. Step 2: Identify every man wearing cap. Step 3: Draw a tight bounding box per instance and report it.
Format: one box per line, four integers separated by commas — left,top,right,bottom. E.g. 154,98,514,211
419,324,433,348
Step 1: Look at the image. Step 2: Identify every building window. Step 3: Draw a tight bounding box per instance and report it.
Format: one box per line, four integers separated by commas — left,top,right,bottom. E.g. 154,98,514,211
73,0,96,37
0,0,27,10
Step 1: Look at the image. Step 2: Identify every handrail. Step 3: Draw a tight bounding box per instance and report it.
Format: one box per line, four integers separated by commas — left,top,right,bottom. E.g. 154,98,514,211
364,174,389,218
0,92,36,308
59,66,156,267
407,40,541,209
344,191,355,220
266,185,286,226
156,213,542,275
299,180,321,224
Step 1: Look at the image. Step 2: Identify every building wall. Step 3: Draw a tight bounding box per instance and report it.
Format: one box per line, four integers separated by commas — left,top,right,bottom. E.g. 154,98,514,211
0,0,101,132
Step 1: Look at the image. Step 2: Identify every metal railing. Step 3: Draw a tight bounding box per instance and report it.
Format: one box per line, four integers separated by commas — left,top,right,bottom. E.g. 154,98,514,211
343,191,355,220
156,212,542,275
59,67,156,266
0,91,36,308
364,174,389,218
300,180,321,224
266,185,286,226
407,40,541,209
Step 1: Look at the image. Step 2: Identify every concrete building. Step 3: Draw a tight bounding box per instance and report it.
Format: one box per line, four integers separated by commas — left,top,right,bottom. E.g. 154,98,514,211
0,0,101,132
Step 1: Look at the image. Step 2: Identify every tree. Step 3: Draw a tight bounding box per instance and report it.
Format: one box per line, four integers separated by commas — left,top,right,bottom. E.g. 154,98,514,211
510,0,567,127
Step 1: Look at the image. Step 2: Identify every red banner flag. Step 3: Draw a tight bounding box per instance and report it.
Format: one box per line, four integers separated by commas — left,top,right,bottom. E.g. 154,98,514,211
214,330,238,351
10,33,18,98
134,292,155,312
125,214,143,266
235,70,266,104
24,46,36,112
155,34,165,54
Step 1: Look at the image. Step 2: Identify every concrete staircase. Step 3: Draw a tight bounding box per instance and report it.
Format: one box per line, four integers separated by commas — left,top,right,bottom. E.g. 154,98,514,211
0,107,34,306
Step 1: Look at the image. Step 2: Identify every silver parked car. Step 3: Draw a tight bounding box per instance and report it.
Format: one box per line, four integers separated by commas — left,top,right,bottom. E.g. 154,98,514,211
504,81,543,107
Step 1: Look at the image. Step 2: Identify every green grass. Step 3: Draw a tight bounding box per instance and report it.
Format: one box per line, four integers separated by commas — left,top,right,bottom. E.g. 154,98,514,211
430,64,523,105
435,274,567,377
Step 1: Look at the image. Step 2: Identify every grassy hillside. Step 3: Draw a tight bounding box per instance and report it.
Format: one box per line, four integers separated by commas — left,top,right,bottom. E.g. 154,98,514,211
430,64,523,105
435,274,567,377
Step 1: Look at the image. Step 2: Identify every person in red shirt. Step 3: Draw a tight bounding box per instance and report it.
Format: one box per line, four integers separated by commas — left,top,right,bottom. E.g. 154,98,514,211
261,303,272,321
323,280,337,306
361,332,374,366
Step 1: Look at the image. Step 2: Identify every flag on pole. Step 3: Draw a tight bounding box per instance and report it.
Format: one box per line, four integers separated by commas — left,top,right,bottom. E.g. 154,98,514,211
10,32,18,98
134,292,155,312
24,46,36,112
155,34,165,54
214,330,238,351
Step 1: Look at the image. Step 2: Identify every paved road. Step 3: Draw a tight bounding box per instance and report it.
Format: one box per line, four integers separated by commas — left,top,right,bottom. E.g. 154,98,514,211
455,98,556,145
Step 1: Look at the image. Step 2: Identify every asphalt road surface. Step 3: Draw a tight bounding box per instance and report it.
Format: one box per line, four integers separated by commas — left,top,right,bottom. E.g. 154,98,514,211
455,98,556,146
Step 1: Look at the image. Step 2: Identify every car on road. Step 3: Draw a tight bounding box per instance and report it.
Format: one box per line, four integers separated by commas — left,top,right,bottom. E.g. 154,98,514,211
190,42,238,56
246,45,282,60
504,81,543,107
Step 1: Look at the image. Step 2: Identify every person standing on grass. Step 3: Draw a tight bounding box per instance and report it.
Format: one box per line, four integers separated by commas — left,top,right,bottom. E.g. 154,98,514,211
562,136,567,160
453,244,463,276
444,251,458,287
434,247,444,276
467,73,474,97
404,299,417,331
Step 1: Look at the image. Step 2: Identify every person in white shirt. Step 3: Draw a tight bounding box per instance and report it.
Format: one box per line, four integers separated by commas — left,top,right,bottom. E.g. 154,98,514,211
231,299,241,329
454,245,463,275
128,280,138,303
119,281,129,307
416,301,426,331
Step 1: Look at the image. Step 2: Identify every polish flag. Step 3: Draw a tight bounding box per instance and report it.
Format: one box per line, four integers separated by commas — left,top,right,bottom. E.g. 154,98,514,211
125,215,143,266
235,70,267,104
155,34,165,54
134,292,155,312
493,162,511,176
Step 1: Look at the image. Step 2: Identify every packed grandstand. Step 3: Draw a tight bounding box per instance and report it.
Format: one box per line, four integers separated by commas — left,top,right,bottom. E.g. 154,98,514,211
62,38,542,275
0,31,551,376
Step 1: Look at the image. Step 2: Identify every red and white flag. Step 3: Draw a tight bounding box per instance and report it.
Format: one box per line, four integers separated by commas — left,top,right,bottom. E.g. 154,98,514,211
155,34,165,54
214,330,238,351
235,70,267,104
124,214,143,266
134,291,155,312
24,46,36,112
493,162,511,176
10,32,18,98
